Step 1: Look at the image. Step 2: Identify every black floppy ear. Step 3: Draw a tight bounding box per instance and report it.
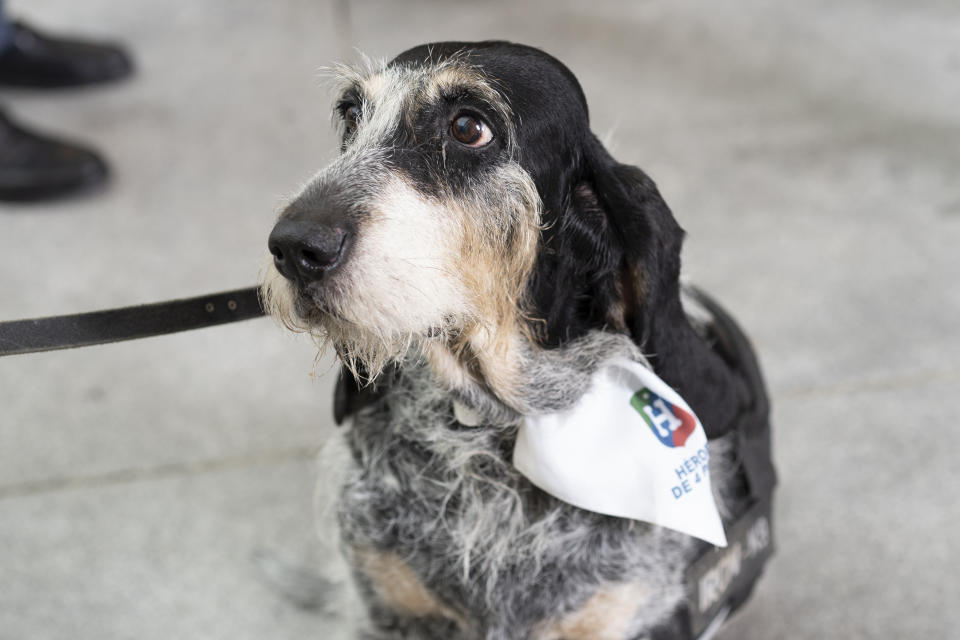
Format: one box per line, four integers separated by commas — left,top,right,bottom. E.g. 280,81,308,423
582,135,750,438
524,156,626,349
581,134,684,347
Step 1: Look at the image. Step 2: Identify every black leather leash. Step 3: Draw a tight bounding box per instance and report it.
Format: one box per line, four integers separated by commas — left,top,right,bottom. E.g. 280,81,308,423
0,286,264,357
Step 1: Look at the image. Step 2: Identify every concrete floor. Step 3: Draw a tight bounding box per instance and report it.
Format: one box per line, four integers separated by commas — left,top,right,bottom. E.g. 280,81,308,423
1,1,958,638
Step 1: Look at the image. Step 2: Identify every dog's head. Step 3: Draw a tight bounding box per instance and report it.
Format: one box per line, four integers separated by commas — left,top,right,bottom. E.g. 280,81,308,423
264,41,709,415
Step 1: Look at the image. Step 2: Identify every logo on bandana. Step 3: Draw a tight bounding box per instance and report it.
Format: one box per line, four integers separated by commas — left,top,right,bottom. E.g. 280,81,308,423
630,388,697,448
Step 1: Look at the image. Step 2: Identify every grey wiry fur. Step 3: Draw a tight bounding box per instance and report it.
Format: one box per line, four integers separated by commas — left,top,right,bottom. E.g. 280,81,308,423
332,331,740,640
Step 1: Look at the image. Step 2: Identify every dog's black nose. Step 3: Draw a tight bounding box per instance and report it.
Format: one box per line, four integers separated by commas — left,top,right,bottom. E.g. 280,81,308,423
268,218,349,283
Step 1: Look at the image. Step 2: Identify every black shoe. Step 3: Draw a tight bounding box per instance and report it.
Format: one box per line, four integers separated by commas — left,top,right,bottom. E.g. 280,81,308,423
0,109,108,202
0,21,133,88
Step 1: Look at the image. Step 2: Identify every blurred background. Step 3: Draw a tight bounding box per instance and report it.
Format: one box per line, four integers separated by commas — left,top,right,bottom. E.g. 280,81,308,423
1,1,958,638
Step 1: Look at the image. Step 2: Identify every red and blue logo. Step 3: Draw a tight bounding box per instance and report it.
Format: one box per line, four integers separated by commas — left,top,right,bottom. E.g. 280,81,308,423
630,387,697,448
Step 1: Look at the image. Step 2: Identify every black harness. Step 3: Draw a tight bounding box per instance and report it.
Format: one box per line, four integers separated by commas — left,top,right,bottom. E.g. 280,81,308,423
680,287,776,639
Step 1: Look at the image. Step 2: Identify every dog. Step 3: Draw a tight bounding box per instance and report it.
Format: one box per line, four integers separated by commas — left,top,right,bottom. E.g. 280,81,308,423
263,41,775,640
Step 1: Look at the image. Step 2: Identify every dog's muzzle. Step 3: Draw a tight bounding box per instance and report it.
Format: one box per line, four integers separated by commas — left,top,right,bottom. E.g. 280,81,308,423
268,217,350,286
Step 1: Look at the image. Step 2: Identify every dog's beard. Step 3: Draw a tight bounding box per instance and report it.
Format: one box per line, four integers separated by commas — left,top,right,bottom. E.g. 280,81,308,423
320,316,420,380
261,261,454,381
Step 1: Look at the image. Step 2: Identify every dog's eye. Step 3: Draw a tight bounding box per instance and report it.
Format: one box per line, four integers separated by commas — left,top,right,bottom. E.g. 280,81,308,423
343,105,361,136
451,113,492,147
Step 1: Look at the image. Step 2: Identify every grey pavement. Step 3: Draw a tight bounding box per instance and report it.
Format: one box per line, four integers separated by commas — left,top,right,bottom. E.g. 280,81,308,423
1,1,958,638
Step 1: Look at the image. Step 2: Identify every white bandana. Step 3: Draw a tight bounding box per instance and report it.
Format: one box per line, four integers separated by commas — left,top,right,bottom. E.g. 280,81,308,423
513,356,728,547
